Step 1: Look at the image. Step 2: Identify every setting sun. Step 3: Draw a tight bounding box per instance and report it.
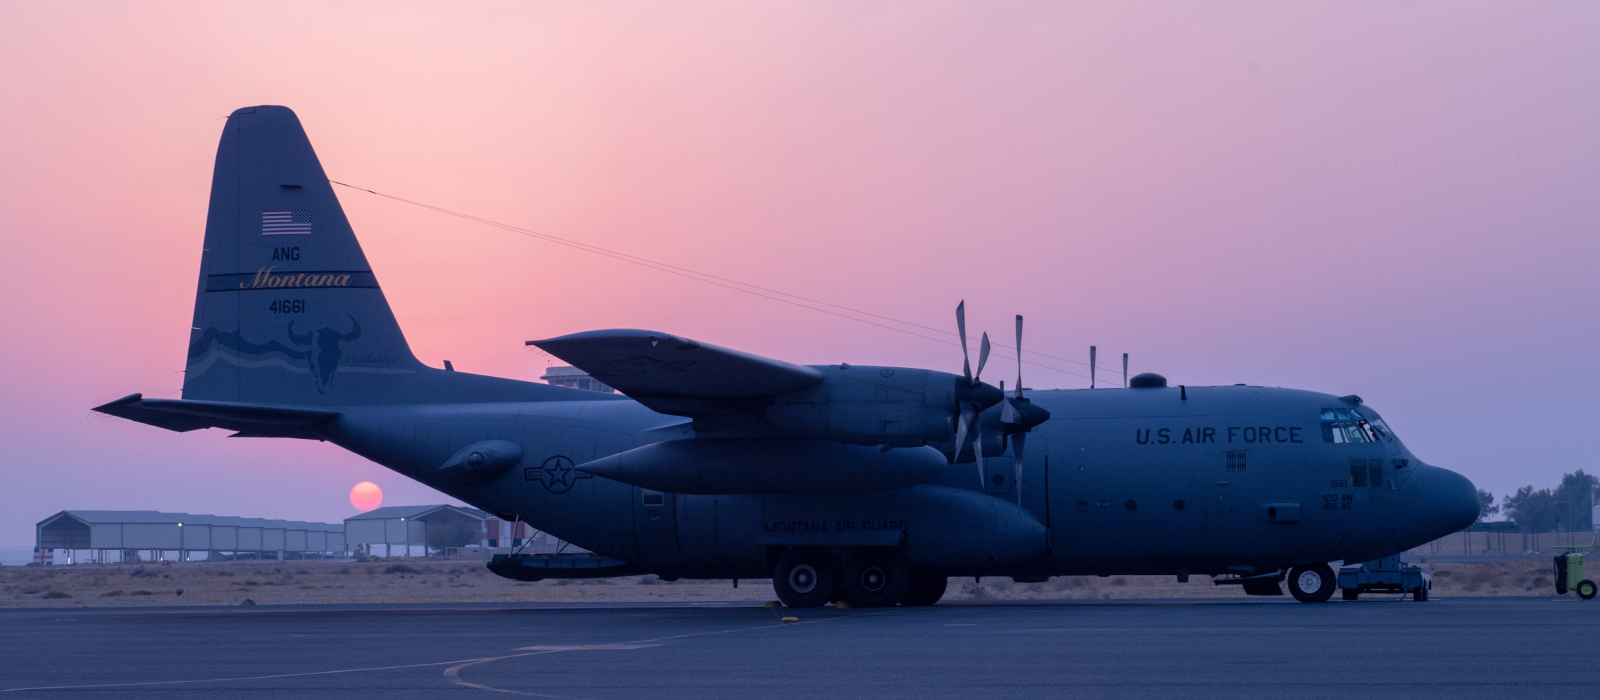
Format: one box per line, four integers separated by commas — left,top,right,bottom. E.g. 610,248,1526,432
349,481,383,512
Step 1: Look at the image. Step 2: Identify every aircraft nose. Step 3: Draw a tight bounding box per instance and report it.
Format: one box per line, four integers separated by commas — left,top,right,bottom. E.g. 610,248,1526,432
1405,464,1480,541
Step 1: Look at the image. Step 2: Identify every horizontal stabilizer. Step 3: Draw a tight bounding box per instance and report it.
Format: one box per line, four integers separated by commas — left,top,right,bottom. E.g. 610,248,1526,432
93,393,340,439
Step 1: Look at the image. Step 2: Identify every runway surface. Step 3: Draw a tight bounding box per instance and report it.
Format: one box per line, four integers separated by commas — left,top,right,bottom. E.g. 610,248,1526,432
3,597,1597,698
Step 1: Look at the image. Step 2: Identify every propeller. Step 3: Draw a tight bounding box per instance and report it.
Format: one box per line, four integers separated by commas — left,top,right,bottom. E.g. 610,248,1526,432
951,301,996,475
999,314,1051,499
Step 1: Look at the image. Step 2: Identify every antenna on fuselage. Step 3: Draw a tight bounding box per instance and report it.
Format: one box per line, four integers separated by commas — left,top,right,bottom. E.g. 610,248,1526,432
1090,346,1097,388
1123,353,1129,388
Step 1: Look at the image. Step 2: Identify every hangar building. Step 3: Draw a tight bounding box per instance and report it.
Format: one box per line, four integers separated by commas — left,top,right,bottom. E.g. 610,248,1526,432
343,505,488,557
34,511,345,563
342,505,580,556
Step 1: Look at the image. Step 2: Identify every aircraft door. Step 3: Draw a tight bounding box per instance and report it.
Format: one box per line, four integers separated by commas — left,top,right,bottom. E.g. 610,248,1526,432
633,488,681,563
1205,449,1250,561
1043,434,1107,556
1018,434,1049,526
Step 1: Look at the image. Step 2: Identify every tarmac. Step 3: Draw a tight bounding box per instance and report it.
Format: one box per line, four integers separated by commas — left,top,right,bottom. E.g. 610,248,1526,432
2,597,1597,699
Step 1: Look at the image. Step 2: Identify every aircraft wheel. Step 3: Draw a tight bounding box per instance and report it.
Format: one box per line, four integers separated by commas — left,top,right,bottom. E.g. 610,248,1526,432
1341,588,1359,601
1413,584,1429,602
841,554,909,608
1287,563,1336,603
900,571,949,606
1576,580,1596,600
773,549,835,608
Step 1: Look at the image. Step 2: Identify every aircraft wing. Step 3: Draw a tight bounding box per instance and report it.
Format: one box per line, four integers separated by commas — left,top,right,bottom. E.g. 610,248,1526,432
528,330,823,429
92,393,339,440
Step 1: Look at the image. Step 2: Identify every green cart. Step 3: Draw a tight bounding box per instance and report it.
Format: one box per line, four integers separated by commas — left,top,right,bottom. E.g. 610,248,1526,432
1553,533,1597,600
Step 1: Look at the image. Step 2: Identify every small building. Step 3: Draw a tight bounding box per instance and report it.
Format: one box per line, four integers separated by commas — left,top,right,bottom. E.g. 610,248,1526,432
33,511,346,563
484,515,537,548
540,365,615,393
342,505,587,557
344,505,488,557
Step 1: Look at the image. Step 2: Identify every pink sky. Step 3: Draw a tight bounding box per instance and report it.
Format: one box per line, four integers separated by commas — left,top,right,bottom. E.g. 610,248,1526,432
2,2,1597,546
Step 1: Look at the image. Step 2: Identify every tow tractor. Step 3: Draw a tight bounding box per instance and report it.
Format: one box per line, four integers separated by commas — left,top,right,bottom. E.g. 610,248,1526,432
1552,533,1597,600
1338,555,1431,601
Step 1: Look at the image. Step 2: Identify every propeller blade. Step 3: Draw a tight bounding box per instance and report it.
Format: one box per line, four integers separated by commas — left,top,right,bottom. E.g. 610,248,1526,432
952,402,975,464
1000,396,1018,424
973,408,985,486
1014,315,1024,400
957,301,971,383
1012,431,1025,503
975,332,991,383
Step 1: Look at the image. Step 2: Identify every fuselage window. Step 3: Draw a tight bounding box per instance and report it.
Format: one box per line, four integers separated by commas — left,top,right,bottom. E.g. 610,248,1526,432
1350,459,1383,488
1349,459,1368,487
1226,451,1246,472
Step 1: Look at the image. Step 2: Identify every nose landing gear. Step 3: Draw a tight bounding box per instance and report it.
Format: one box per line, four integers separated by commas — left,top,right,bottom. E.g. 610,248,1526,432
1288,563,1336,603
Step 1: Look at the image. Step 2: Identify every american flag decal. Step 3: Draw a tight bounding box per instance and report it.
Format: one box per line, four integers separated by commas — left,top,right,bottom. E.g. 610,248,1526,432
261,209,312,236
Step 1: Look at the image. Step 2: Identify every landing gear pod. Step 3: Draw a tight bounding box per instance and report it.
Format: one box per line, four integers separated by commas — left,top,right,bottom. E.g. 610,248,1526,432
900,571,949,606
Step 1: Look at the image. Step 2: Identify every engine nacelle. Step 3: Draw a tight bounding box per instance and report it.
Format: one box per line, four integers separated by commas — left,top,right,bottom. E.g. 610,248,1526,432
763,365,1001,448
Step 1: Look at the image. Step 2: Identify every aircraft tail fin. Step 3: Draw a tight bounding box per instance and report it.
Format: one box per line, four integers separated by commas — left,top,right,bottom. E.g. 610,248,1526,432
182,106,549,406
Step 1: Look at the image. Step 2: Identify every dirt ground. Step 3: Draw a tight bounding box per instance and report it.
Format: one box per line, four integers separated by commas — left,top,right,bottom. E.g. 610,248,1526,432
0,558,1567,608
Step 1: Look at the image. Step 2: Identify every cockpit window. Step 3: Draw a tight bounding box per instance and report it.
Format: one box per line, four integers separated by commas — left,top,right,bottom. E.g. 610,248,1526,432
1320,407,1390,444
1367,418,1393,440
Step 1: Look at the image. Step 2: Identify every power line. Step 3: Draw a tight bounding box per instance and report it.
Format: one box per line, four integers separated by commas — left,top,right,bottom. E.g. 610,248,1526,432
329,180,1117,384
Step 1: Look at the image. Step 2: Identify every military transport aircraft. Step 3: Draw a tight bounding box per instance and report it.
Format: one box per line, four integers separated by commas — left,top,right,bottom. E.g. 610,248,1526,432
95,106,1479,607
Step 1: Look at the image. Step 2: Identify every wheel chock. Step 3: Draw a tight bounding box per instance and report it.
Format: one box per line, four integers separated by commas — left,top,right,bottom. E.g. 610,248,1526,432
781,616,799,623
764,600,782,608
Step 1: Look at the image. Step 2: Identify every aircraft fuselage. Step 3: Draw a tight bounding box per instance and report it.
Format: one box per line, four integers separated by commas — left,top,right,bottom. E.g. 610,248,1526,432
320,378,1476,582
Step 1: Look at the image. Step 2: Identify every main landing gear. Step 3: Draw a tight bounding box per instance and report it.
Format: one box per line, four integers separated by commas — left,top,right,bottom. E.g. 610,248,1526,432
840,553,909,607
772,549,835,608
771,548,944,608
